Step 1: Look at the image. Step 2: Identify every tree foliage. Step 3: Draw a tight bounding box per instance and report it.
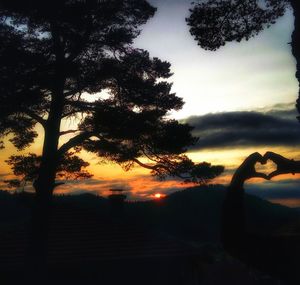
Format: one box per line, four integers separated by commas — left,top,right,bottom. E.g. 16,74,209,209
0,0,224,194
187,0,289,51
4,152,92,189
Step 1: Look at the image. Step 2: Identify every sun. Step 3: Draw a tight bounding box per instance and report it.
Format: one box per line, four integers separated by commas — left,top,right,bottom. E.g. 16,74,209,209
154,193,162,199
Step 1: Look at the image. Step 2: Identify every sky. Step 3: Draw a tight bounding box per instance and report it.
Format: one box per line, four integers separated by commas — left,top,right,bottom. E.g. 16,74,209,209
1,0,300,206
135,0,297,119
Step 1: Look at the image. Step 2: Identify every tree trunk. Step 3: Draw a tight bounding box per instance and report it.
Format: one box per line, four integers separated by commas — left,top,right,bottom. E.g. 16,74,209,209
290,0,300,120
28,81,65,282
25,21,66,283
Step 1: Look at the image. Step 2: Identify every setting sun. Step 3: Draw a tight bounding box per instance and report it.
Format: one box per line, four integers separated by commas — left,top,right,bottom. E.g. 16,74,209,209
154,193,162,199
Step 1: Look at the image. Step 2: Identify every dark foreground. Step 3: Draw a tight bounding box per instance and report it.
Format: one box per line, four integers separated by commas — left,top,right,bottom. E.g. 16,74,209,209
0,186,298,284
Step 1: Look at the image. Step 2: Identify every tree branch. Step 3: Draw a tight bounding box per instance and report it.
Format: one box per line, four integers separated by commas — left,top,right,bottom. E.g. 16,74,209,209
132,158,193,181
58,131,95,155
59,129,79,136
61,110,79,118
66,100,96,110
64,89,82,98
132,158,159,170
24,109,46,127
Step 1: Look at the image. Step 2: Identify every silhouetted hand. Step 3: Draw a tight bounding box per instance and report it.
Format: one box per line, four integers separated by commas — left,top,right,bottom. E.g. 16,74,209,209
264,151,298,179
231,152,269,188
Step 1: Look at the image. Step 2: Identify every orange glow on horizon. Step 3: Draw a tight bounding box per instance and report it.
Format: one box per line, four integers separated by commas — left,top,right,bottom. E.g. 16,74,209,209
269,198,300,208
1,128,300,206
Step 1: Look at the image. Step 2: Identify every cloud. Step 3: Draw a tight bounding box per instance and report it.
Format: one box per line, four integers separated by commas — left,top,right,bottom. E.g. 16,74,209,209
0,173,11,179
247,179,300,200
248,181,300,208
53,175,192,200
56,178,133,196
183,107,300,150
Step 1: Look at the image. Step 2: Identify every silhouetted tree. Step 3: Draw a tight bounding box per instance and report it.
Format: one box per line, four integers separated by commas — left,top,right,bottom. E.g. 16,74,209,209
0,0,223,205
187,0,300,119
0,2,225,281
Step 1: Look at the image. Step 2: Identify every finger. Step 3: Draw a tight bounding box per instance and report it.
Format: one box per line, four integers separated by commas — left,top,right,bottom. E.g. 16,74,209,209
268,170,282,179
244,152,263,165
264,151,284,164
252,172,269,180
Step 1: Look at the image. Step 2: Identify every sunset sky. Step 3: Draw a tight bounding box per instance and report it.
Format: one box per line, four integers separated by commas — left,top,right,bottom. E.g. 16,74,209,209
1,0,300,206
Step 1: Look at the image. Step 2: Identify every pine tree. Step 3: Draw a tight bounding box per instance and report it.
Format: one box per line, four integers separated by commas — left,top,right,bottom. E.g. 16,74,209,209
0,0,223,202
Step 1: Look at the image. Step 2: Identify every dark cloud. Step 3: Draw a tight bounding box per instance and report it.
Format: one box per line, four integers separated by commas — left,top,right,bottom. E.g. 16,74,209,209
63,178,132,192
182,108,300,150
247,179,300,200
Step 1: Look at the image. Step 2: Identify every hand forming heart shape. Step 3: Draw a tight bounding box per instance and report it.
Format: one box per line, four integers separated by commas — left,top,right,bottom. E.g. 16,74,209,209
231,152,299,187
263,151,298,179
254,158,277,178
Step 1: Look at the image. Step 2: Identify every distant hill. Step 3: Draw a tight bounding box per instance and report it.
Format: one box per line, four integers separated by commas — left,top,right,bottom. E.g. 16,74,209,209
0,185,298,243
125,185,299,242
